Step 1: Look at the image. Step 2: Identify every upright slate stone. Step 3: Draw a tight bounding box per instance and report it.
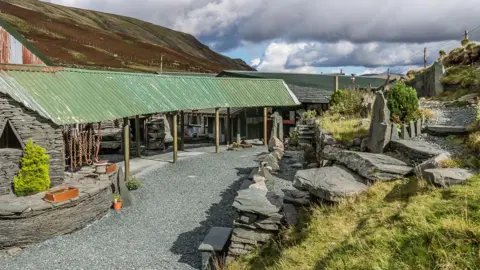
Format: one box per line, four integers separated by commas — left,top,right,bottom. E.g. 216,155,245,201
409,120,416,137
416,119,422,135
367,91,391,153
113,167,133,207
391,125,400,141
400,124,410,139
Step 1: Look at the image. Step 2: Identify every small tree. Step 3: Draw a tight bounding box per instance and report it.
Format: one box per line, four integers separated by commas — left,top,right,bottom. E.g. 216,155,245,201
13,139,51,196
439,50,446,57
385,82,419,123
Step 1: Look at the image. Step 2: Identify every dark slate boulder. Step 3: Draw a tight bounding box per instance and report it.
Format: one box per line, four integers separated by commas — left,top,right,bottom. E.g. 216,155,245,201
293,165,368,202
423,168,474,187
336,150,413,181
389,140,445,162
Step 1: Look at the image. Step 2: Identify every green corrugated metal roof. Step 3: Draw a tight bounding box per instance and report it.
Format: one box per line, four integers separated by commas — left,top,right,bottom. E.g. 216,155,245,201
0,66,299,125
218,70,390,90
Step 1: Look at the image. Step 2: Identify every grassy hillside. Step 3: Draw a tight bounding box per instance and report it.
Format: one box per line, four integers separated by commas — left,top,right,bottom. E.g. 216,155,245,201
0,0,253,73
230,176,480,269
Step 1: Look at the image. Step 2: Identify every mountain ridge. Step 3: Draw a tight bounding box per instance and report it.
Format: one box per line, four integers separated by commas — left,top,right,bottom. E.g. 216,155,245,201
0,0,253,73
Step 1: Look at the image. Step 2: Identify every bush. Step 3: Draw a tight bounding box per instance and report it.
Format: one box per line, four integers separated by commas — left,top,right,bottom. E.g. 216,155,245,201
385,82,419,123
302,110,317,119
288,130,299,146
126,177,142,190
439,49,446,57
461,38,470,46
13,139,51,196
329,89,365,116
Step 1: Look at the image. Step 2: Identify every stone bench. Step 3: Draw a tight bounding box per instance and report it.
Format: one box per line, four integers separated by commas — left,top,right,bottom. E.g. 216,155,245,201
198,227,232,270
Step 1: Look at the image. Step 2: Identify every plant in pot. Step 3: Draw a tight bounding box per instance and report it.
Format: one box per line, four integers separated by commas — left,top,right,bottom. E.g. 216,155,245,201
302,110,317,125
113,192,122,211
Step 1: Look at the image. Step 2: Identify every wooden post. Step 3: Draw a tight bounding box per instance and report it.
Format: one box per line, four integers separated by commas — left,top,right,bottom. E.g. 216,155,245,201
123,119,130,181
244,110,248,139
368,82,372,92
465,29,469,40
236,115,241,144
263,107,268,146
334,76,339,92
226,108,231,145
135,115,141,157
180,110,185,151
173,113,178,162
424,47,427,68
215,108,220,153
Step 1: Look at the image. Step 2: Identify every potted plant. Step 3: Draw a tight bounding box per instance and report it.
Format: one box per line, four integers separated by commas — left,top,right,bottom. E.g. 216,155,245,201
113,193,122,211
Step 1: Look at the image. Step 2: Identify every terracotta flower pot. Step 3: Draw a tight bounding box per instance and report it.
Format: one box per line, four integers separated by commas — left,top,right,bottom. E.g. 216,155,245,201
113,201,122,211
44,187,79,203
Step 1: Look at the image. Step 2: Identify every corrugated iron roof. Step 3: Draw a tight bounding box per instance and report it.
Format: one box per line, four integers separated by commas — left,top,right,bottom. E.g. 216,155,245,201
0,65,299,125
218,70,390,90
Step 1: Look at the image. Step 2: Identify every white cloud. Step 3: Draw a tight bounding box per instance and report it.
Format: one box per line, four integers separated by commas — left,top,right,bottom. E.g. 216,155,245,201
250,57,261,68
253,42,317,73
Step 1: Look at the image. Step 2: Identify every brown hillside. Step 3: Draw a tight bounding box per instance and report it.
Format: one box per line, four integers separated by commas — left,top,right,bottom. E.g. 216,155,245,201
0,0,253,73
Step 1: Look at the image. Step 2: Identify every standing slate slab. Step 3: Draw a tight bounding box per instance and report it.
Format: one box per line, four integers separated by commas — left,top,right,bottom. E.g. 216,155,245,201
400,124,410,139
112,167,133,207
409,121,416,137
416,119,422,135
391,125,400,141
367,91,391,153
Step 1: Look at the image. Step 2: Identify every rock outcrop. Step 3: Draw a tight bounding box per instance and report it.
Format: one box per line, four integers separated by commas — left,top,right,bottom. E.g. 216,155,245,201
336,151,413,181
294,165,368,202
423,168,474,187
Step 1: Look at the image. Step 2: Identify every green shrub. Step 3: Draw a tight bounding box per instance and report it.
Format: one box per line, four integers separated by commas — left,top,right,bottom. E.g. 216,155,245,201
126,177,142,190
13,139,50,196
461,38,470,46
288,130,299,146
302,110,317,119
329,89,365,116
439,50,446,57
385,82,419,123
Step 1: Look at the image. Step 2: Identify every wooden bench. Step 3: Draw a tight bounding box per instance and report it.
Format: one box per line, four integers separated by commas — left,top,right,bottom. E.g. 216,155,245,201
198,227,232,269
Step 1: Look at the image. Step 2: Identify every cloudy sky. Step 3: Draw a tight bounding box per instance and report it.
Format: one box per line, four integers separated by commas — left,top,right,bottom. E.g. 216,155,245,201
43,0,480,75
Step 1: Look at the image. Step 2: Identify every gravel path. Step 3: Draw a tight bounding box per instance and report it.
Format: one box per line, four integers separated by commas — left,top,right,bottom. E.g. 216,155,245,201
0,146,262,270
421,100,476,126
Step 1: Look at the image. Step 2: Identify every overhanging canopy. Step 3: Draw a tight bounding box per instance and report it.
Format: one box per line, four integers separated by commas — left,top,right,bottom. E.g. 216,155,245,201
0,65,300,125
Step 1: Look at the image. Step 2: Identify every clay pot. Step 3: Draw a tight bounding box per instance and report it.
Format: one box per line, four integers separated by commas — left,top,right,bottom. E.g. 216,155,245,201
113,201,122,211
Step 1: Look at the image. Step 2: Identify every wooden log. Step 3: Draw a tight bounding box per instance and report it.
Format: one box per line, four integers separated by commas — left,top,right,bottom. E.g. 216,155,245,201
264,107,268,146
226,108,231,145
123,123,130,180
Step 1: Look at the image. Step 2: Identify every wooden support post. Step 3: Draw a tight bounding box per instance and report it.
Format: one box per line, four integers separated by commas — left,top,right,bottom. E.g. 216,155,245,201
202,115,207,135
237,115,241,144
226,108,231,146
465,29,469,40
264,107,268,146
135,115,141,157
334,76,339,92
424,47,427,68
244,110,248,139
123,119,130,181
215,108,220,153
180,110,185,151
173,113,178,163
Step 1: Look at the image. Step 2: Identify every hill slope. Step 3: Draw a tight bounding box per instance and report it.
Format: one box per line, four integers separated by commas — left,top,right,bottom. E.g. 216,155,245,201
0,0,253,73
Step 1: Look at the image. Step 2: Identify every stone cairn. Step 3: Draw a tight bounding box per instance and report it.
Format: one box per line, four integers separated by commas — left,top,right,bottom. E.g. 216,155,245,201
228,136,288,258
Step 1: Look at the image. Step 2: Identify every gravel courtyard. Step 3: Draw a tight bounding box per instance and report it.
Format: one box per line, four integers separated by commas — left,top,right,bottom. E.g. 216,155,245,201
0,146,262,270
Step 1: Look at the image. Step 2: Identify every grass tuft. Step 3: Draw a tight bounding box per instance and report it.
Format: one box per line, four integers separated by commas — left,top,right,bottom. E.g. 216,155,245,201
319,115,369,143
230,176,480,269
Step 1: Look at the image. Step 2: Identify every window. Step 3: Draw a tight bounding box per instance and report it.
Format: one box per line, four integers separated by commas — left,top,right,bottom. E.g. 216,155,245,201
0,120,23,149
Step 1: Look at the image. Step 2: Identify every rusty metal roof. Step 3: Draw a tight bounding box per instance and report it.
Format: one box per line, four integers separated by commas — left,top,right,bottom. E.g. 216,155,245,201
0,65,300,125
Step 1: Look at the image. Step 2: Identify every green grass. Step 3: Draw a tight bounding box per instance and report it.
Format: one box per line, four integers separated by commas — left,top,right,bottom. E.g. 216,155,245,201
1,13,30,32
440,66,480,89
319,116,369,143
230,176,480,270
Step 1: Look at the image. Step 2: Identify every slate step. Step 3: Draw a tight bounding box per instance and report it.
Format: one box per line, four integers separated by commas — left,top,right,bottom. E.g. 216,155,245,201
389,140,445,162
425,125,469,136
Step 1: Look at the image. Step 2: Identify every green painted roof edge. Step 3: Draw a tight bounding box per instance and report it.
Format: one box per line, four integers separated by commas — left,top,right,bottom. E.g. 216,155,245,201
0,17,54,66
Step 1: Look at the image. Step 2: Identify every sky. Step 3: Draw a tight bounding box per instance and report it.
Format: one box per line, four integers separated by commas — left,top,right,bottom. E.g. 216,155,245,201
42,0,480,75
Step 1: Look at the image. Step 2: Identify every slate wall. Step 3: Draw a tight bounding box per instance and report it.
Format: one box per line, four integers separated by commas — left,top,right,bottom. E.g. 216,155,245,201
0,94,64,194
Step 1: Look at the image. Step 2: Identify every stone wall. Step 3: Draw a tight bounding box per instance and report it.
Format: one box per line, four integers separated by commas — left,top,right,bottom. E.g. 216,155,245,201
0,94,65,189
0,149,22,195
407,61,445,97
0,180,112,249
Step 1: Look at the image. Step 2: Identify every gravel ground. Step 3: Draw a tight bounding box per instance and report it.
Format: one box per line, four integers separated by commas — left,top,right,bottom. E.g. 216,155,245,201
421,101,476,126
0,146,262,270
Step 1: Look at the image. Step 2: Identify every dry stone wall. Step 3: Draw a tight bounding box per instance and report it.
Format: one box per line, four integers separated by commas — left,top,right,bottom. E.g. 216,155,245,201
0,94,65,190
0,149,22,195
